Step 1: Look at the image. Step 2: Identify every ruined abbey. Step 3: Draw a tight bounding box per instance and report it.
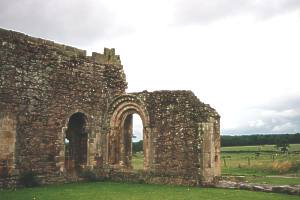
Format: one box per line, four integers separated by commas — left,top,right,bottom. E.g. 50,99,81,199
0,28,220,187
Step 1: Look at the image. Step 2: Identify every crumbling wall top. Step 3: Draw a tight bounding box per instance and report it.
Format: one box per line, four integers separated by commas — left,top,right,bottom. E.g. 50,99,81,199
131,90,220,123
0,28,121,65
91,48,121,66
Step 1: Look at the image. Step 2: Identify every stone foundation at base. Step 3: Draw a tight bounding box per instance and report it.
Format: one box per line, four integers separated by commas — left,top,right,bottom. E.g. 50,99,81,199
0,170,218,188
215,180,300,196
94,169,205,186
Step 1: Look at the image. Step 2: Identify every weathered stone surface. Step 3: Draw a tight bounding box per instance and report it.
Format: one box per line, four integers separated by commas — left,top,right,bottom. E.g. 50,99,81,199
0,28,127,184
272,185,300,195
102,91,220,183
0,28,221,187
216,181,300,196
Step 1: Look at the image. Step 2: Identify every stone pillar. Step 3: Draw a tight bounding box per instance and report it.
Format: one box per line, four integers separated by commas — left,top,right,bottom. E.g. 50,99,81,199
143,126,153,170
0,113,16,176
213,120,221,176
87,127,95,168
122,114,133,168
198,121,215,184
57,127,66,173
119,123,125,167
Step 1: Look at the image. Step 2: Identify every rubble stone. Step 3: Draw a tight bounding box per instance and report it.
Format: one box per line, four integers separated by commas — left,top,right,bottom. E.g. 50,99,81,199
0,28,221,187
215,180,300,196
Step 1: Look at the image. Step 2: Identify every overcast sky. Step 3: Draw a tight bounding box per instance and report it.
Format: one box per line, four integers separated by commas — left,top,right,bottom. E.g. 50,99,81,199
1,0,300,138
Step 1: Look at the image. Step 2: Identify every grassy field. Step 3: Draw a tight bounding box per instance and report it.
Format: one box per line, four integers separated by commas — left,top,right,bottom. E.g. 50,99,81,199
1,182,299,200
132,144,300,185
221,143,300,152
221,144,300,175
132,152,144,170
221,144,300,185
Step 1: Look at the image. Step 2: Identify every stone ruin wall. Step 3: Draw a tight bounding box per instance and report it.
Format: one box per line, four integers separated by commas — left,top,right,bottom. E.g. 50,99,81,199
0,28,220,187
130,91,220,182
0,28,127,181
100,89,220,184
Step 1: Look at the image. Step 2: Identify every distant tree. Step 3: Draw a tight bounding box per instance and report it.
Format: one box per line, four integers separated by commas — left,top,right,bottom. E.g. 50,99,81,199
275,138,290,153
132,140,143,153
221,133,300,147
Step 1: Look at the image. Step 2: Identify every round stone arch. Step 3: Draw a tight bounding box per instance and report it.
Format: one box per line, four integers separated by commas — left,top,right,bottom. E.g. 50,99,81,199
104,95,151,170
60,109,92,174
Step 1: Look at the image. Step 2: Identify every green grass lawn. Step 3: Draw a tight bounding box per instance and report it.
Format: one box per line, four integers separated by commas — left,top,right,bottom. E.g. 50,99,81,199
132,152,144,170
132,144,300,185
1,182,299,200
221,144,300,185
221,144,300,152
221,144,300,173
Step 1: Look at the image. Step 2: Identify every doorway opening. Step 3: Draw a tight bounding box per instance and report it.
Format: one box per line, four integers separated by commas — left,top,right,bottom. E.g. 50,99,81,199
108,111,149,170
65,112,88,174
107,96,151,170
132,114,144,170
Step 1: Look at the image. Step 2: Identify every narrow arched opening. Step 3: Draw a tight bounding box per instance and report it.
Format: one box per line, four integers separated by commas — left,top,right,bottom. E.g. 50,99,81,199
132,114,144,170
108,107,149,170
65,112,88,174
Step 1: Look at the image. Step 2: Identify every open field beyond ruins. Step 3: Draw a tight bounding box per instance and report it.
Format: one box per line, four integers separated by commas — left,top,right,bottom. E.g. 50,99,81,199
132,144,300,185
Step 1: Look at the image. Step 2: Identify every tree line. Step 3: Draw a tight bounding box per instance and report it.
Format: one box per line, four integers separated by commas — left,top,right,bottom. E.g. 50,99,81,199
133,140,143,153
221,133,300,147
133,133,300,151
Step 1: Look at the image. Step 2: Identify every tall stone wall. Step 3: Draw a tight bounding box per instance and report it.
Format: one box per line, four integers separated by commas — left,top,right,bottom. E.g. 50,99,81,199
0,28,220,187
102,91,220,184
131,91,220,182
0,28,127,180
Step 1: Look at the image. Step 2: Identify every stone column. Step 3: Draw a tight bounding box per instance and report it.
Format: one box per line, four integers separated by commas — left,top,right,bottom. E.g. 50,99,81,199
143,126,152,170
0,113,16,176
198,121,215,184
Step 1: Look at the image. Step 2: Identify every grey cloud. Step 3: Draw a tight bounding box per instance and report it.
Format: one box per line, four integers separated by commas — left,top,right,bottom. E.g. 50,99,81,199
0,0,131,46
261,93,300,111
223,94,300,135
175,0,300,25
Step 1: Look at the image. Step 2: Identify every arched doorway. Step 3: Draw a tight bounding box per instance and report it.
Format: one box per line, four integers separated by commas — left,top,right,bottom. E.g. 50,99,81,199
65,112,88,174
105,95,151,170
132,114,144,170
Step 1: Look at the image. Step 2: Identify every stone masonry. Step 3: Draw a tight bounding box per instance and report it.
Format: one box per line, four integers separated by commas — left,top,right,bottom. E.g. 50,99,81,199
0,28,220,187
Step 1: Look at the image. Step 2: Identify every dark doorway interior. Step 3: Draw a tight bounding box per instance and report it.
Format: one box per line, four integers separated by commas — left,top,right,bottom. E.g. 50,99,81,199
65,112,87,174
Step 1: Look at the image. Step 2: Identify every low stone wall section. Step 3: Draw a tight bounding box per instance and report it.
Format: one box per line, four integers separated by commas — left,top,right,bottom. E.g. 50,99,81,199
215,180,300,196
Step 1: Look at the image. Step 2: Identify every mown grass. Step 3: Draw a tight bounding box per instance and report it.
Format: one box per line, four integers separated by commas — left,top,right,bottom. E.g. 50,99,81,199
221,144,300,175
132,152,144,170
132,144,300,185
221,144,300,185
221,144,300,152
1,182,299,200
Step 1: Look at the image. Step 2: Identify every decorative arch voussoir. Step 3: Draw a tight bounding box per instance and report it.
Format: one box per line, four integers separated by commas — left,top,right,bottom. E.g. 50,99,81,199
103,94,150,132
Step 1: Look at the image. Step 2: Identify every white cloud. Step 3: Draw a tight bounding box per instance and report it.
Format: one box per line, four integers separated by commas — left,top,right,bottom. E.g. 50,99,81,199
272,122,296,132
133,114,143,142
223,92,300,135
248,120,265,128
174,0,300,24
0,0,133,46
1,1,300,136
261,109,300,118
